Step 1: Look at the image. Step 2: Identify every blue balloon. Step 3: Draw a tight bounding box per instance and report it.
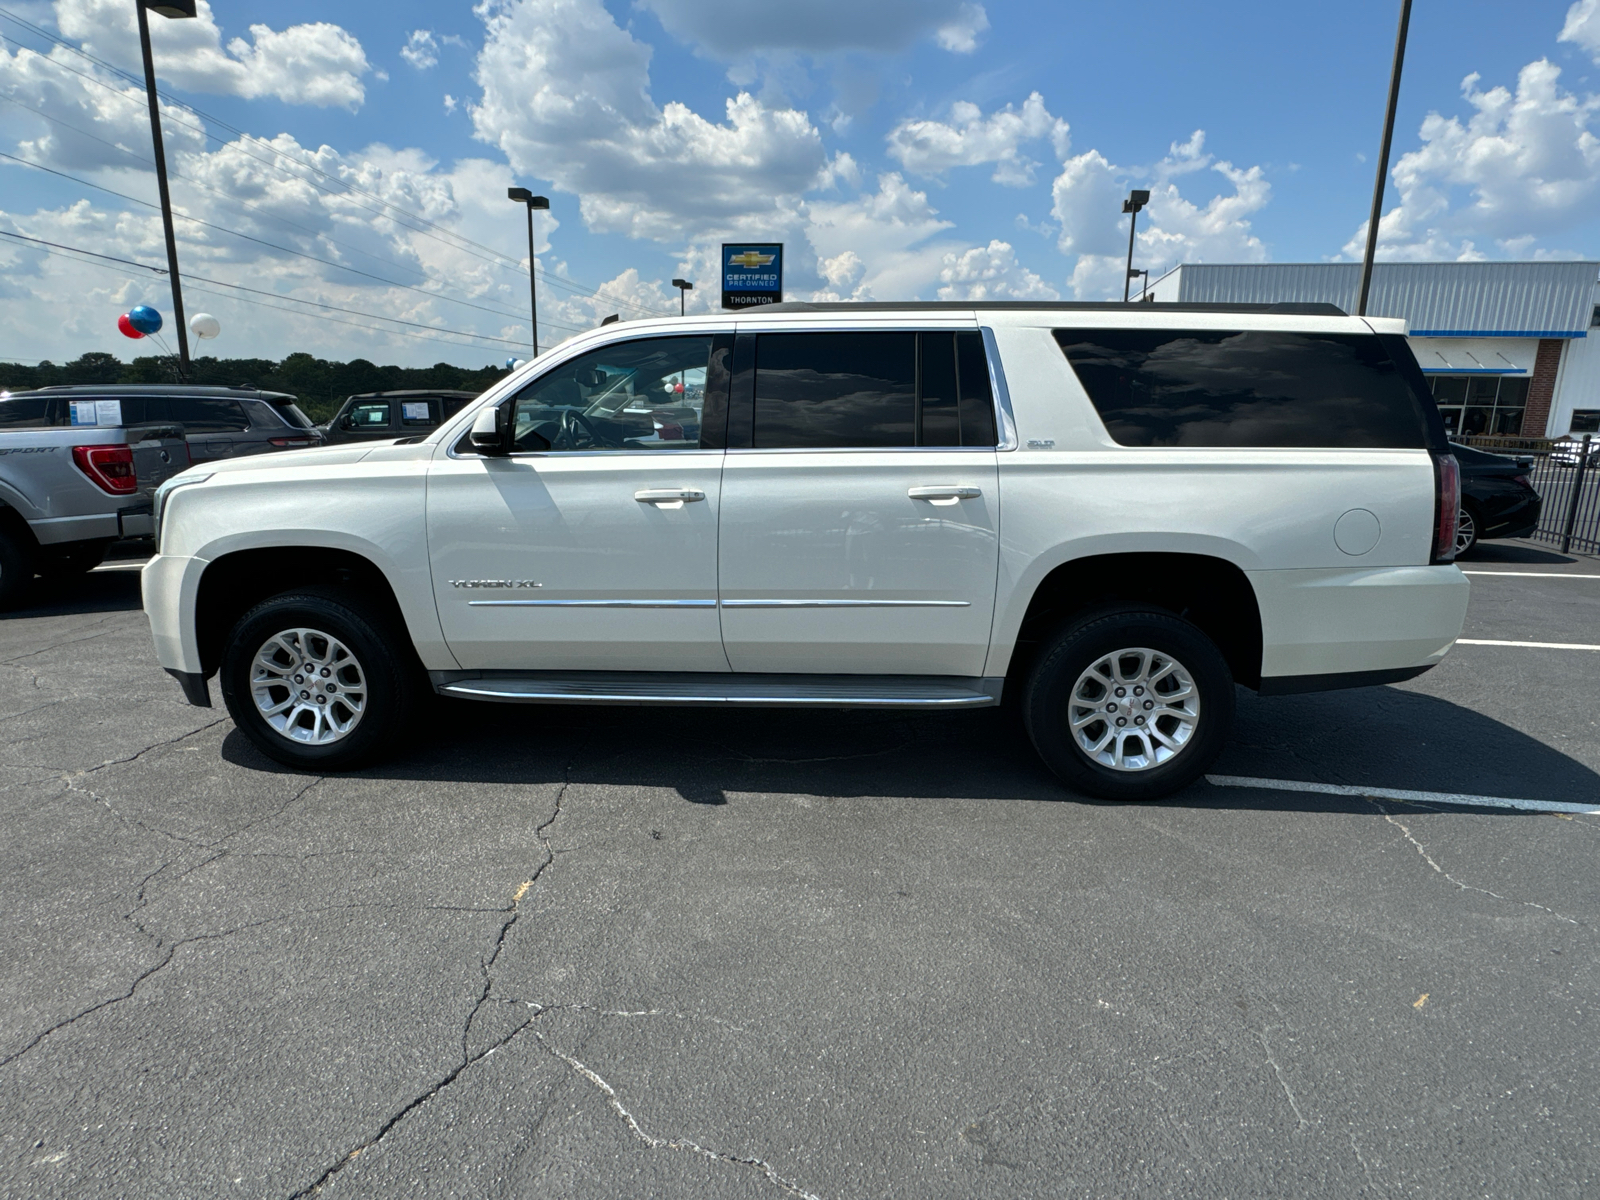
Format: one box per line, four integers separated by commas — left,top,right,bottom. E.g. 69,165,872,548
128,305,163,334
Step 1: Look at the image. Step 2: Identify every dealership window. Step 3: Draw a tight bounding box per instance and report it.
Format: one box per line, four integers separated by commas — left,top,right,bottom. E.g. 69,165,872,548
1572,410,1600,435
1428,375,1528,437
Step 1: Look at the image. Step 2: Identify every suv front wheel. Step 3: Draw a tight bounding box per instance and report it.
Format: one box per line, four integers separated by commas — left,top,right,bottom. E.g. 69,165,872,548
219,588,420,770
1023,609,1234,801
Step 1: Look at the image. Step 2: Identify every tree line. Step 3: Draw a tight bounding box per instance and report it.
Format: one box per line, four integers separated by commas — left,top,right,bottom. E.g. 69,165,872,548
0,352,511,423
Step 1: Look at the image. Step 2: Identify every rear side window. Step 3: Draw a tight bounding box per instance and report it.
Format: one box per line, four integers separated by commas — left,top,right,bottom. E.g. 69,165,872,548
1055,329,1428,449
166,397,251,433
0,398,53,428
399,399,437,427
271,401,315,429
752,331,997,449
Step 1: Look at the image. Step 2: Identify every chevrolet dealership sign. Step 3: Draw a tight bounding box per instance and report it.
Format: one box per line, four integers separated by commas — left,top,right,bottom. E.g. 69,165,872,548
722,243,783,309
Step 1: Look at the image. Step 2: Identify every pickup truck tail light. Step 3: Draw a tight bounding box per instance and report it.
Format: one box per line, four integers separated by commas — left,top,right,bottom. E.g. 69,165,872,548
1432,452,1460,564
72,444,137,495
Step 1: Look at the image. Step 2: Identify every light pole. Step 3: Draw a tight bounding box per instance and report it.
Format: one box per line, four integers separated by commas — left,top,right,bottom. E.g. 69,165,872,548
136,0,196,375
1121,189,1150,302
1355,0,1413,317
507,188,549,355
1128,268,1149,301
671,278,693,316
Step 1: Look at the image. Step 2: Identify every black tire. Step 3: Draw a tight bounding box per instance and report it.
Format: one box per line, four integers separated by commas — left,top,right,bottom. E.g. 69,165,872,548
219,587,422,770
36,539,110,578
0,526,35,611
1454,504,1480,558
1023,608,1234,802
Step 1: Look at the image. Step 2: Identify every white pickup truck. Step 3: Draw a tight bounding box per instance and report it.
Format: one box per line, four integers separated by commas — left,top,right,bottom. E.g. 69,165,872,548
142,302,1468,799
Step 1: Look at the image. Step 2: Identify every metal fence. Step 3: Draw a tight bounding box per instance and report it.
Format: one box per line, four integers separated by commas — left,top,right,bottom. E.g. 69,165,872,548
1464,434,1599,555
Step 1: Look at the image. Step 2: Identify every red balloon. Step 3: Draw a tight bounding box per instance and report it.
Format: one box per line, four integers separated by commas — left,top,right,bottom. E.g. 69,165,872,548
118,313,145,339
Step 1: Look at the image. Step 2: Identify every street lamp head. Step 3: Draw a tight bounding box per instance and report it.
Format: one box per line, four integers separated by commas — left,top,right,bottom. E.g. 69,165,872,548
507,187,532,203
144,0,197,16
528,195,549,210
1122,188,1151,214
671,279,692,291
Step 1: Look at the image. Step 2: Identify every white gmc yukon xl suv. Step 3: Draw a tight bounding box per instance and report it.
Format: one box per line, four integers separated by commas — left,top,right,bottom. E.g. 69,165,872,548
142,302,1468,800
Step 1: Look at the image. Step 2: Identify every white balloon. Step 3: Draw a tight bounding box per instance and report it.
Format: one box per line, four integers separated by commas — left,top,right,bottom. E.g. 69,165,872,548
189,312,221,339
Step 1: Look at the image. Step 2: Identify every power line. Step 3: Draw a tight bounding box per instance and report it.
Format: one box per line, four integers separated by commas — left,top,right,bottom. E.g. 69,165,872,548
0,10,674,319
7,234,552,355
0,226,165,272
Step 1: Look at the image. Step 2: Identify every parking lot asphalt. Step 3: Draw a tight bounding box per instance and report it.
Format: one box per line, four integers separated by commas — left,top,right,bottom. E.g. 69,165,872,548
1,541,1597,1199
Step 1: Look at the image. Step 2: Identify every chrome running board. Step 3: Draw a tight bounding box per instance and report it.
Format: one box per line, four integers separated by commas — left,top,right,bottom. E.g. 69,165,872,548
430,671,1003,709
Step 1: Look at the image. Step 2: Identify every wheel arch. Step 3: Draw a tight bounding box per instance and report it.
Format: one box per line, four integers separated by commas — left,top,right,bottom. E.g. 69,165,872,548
996,550,1264,691
194,543,418,678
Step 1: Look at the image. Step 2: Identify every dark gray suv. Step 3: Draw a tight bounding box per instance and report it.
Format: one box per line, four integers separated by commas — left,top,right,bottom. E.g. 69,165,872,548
321,390,478,445
13,385,324,465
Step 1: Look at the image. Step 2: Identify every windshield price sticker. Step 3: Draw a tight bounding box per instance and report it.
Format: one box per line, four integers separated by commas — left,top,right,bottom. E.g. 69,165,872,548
721,243,783,309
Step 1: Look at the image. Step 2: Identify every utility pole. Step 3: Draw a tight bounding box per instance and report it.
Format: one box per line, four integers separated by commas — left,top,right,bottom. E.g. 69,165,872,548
672,278,693,315
1122,190,1150,302
136,0,197,374
1356,0,1414,317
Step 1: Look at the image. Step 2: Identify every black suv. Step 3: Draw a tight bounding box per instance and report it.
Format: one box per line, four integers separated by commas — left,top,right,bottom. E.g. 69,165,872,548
321,390,478,445
12,385,324,466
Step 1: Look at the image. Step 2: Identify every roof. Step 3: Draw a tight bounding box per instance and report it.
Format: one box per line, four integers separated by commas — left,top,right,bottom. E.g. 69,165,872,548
344,390,479,399
758,300,1348,316
1165,261,1600,337
15,384,297,400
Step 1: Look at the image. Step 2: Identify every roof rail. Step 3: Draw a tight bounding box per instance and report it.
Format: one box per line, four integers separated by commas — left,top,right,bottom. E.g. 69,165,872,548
754,300,1349,316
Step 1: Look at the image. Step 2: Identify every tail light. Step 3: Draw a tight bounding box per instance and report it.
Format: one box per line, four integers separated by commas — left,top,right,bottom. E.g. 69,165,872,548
1432,452,1460,563
72,444,137,495
268,436,318,447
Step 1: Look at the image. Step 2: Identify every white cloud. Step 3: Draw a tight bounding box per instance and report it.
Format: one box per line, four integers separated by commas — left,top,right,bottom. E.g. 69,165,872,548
471,0,827,243
934,3,990,54
54,0,371,110
443,94,458,114
401,30,439,71
936,239,1058,300
887,92,1070,187
1050,131,1270,298
804,172,958,300
634,0,988,56
1559,0,1600,62
1341,58,1600,261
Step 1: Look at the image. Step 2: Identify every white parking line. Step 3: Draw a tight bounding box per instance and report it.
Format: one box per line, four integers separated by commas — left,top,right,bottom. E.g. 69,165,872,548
1206,775,1600,816
1457,638,1600,651
1461,571,1600,579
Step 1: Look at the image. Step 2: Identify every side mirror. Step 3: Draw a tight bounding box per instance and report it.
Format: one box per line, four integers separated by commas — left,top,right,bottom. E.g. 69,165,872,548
469,406,508,456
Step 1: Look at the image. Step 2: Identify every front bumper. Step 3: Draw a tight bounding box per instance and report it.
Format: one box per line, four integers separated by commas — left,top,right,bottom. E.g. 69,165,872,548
141,553,208,677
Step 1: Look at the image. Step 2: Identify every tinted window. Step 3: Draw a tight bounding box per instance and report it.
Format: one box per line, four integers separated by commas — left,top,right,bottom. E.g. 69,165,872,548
168,397,250,433
754,332,917,448
0,398,53,428
272,401,315,429
511,336,711,452
1055,329,1428,449
342,402,392,431
956,331,997,447
399,399,437,427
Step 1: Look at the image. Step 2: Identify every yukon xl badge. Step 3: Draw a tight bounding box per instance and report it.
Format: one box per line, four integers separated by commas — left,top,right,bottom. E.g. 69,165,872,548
449,580,543,589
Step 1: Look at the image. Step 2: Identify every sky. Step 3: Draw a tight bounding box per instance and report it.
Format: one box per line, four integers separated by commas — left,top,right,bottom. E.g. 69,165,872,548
1,0,1598,367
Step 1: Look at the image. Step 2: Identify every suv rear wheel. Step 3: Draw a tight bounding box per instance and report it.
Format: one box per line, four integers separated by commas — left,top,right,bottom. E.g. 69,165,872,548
1023,608,1233,801
219,588,421,770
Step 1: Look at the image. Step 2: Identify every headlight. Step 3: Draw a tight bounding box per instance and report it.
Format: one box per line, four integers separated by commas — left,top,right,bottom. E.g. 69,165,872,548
153,471,213,552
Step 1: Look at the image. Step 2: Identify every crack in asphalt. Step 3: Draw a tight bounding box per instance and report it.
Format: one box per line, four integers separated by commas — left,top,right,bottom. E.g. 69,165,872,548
534,1032,825,1200
0,613,125,666
1374,802,1583,927
1255,1027,1310,1132
286,758,576,1197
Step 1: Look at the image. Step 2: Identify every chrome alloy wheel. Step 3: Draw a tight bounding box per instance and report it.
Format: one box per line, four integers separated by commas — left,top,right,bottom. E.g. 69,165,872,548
1068,647,1200,772
250,627,368,745
1454,507,1476,557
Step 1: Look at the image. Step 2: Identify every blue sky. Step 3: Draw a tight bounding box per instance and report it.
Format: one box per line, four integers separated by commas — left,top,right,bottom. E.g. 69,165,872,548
2,0,1598,367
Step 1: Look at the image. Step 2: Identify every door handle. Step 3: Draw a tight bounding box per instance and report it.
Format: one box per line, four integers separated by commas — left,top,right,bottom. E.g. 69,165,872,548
635,488,706,505
908,486,982,505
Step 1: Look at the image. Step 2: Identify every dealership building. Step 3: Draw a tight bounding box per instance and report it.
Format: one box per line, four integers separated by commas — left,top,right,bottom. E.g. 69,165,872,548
1149,261,1600,439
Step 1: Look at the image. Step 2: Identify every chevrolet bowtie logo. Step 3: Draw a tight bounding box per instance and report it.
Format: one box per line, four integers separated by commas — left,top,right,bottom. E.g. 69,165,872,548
728,251,775,269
